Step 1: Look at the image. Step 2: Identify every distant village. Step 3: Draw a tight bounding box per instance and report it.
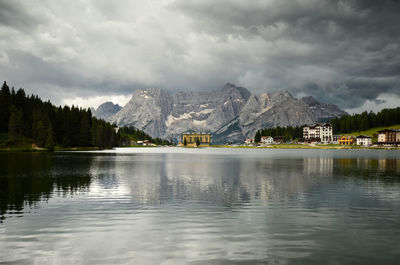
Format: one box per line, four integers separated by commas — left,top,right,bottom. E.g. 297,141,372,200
172,124,400,148
242,123,400,147
121,123,400,148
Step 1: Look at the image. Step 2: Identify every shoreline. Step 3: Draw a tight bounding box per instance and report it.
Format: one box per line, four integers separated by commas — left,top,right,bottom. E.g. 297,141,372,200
0,146,105,152
211,144,400,150
1,144,399,152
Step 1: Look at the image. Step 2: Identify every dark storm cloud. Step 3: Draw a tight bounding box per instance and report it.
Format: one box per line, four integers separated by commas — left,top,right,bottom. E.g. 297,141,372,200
0,1,41,31
0,0,399,111
173,0,400,109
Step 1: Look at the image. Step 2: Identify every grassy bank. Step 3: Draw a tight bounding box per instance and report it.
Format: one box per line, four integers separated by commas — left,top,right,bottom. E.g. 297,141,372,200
54,146,104,151
0,134,43,152
0,135,112,152
212,144,399,150
0,145,106,152
343,124,400,137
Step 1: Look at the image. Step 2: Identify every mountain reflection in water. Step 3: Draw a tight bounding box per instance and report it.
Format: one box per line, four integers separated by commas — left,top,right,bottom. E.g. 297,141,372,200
0,149,399,264
1,151,400,220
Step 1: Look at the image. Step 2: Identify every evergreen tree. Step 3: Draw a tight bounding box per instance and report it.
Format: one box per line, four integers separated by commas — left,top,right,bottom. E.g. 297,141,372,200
196,137,200,146
0,81,185,149
15,88,26,109
0,81,11,133
329,107,400,133
91,118,98,146
8,105,24,139
183,138,187,146
254,130,261,143
95,122,105,148
36,120,47,147
79,113,91,147
45,123,55,151
69,106,81,146
283,131,291,141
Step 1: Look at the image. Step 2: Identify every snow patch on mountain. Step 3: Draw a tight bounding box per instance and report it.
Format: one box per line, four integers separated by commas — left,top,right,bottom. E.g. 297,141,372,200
103,83,346,143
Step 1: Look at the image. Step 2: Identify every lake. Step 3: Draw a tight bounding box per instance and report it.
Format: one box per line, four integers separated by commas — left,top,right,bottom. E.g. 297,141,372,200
1,148,400,264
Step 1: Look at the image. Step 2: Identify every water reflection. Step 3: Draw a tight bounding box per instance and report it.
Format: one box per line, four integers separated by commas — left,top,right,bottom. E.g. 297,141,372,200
1,152,399,220
1,150,400,264
336,157,400,181
0,153,93,220
112,154,400,208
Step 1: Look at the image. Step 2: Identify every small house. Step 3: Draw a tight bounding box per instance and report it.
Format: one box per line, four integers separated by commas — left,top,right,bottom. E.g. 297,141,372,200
261,136,274,144
338,135,355,145
244,138,254,145
332,135,341,144
356,135,372,146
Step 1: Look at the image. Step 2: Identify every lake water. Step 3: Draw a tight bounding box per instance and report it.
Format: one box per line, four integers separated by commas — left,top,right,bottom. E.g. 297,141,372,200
1,148,400,264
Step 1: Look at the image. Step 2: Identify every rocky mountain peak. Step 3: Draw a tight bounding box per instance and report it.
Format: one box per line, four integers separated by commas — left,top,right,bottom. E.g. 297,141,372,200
98,101,121,109
99,83,347,143
222,83,251,100
92,102,122,122
301,96,319,106
132,87,168,100
269,90,294,103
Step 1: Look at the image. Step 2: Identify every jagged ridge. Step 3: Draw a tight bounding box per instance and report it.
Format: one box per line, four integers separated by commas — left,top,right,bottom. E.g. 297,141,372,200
96,83,347,143
93,102,122,122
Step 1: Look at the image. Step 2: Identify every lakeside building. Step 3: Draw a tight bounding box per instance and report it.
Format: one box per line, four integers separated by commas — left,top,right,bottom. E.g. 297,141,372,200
377,129,400,146
244,138,254,145
303,123,333,143
261,136,274,144
338,135,355,145
356,135,372,146
181,132,211,147
332,135,341,144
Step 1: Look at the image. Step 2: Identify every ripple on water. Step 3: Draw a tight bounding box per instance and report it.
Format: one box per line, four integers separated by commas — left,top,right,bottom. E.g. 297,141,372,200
1,149,400,264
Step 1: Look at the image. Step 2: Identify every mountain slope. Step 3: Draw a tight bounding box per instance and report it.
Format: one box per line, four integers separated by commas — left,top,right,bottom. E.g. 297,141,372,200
112,88,173,138
111,83,251,139
105,83,347,143
93,102,122,122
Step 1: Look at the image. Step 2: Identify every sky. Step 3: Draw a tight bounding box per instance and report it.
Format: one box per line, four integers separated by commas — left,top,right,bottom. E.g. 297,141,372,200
0,0,399,113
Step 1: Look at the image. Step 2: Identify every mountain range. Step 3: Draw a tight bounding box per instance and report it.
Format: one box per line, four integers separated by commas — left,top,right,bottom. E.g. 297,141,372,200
92,83,347,144
92,102,122,121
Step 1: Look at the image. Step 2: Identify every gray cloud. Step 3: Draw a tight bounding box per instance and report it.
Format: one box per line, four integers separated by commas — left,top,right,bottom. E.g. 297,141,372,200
0,0,399,111
0,1,42,31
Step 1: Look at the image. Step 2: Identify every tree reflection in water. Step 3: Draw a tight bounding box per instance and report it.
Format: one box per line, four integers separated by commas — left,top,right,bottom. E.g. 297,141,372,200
0,153,93,221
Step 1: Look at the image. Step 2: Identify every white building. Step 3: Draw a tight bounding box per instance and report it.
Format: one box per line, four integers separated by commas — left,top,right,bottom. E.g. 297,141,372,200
261,136,274,144
356,135,372,146
378,133,386,143
377,129,400,145
244,138,254,145
303,123,333,143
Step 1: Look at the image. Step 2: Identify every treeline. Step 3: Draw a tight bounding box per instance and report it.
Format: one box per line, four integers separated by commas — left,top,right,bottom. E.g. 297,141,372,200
0,82,117,149
117,126,171,146
254,126,303,142
330,107,400,133
254,107,400,141
0,81,169,149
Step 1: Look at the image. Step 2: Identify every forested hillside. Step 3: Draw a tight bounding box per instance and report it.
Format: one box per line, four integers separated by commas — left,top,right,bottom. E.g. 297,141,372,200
254,126,303,142
0,81,169,150
330,108,400,133
253,107,400,141
116,126,171,146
